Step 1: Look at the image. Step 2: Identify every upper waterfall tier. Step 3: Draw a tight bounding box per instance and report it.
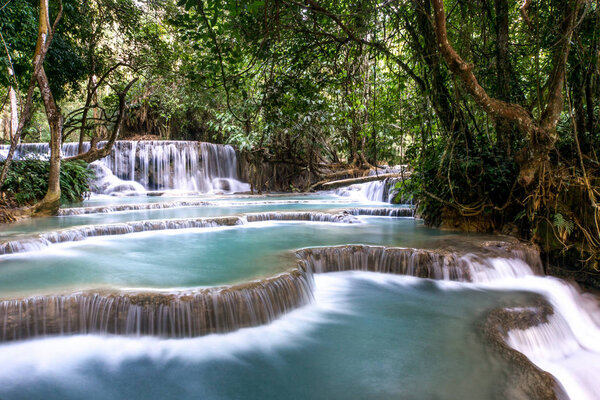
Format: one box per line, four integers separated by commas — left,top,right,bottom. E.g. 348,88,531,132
0,141,251,195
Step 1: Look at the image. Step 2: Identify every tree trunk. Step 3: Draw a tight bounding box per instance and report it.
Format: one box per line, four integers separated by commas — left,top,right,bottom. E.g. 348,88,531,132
493,0,514,153
431,0,582,186
64,78,138,163
413,0,461,135
0,0,62,189
8,68,18,139
32,0,62,215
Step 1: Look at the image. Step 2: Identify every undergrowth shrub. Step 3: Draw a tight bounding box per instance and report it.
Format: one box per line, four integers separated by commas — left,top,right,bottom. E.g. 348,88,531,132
1,159,95,205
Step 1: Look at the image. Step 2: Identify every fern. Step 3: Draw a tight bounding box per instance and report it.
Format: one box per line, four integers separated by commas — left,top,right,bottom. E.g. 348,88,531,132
1,159,95,205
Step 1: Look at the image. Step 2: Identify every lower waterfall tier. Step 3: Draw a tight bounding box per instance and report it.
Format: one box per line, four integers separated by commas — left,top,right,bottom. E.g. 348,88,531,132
0,268,312,342
0,242,543,342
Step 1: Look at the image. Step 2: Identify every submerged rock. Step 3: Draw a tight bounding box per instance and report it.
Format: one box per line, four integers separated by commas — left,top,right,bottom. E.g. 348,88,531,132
482,302,567,400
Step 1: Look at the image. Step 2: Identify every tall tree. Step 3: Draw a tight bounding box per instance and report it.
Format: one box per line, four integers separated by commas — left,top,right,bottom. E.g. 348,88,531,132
431,0,583,186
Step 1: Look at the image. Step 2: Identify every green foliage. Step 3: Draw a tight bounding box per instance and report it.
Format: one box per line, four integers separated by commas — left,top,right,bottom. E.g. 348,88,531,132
1,159,95,205
406,133,519,227
0,0,87,100
0,0,597,271
552,213,574,236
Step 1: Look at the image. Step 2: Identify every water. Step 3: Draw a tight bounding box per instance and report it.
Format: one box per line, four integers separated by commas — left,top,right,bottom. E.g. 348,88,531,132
0,185,598,398
0,274,543,400
0,195,411,239
0,141,251,195
0,218,442,297
334,177,402,203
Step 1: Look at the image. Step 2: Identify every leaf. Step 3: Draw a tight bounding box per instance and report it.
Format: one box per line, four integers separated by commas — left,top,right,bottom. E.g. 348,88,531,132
248,0,264,13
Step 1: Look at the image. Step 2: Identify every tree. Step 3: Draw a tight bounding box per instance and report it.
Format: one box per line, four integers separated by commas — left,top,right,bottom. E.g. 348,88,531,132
431,0,583,186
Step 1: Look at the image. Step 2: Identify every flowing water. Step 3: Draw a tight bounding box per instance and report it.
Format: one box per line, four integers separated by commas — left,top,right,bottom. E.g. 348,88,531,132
0,141,599,399
333,177,403,203
0,141,251,195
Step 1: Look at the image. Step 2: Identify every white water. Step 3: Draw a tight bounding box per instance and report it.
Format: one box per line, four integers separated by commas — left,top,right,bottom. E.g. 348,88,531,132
0,141,597,399
0,141,250,195
0,273,402,391
333,178,401,203
334,181,389,203
453,257,600,400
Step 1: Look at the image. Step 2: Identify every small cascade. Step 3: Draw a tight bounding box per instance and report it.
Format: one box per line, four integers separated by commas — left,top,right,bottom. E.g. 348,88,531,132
244,212,360,224
491,268,600,400
444,256,600,400
89,162,146,196
296,245,474,281
0,268,313,341
334,177,403,203
344,207,414,217
1,218,598,400
0,216,244,255
200,143,250,193
0,141,250,195
59,198,364,216
0,211,365,255
0,242,540,343
296,244,600,399
295,244,543,282
59,200,216,215
368,165,407,176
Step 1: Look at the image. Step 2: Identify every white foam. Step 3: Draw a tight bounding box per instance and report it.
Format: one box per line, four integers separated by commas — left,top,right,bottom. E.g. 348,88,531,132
454,258,600,400
0,273,362,388
333,181,391,203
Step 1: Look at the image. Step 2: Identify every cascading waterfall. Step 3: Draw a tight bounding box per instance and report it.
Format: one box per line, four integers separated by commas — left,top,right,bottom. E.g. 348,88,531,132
472,260,600,400
0,242,536,342
0,268,313,341
0,170,596,400
296,245,474,281
243,211,360,224
0,232,599,399
200,142,250,193
58,199,383,216
0,211,362,255
0,140,250,195
59,199,215,215
334,177,402,203
295,244,544,282
344,207,413,217
300,245,600,400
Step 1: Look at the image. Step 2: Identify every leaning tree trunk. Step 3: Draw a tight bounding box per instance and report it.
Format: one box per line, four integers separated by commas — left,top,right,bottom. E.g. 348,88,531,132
0,0,61,188
431,0,582,186
64,78,138,164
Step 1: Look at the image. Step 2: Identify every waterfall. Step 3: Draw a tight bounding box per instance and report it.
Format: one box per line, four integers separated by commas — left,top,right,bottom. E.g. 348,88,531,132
0,141,250,195
344,207,413,217
200,142,249,193
334,177,403,203
0,211,363,255
296,245,472,281
58,199,374,216
298,245,600,400
243,211,360,224
477,261,600,400
0,241,545,343
0,268,313,341
0,225,598,399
